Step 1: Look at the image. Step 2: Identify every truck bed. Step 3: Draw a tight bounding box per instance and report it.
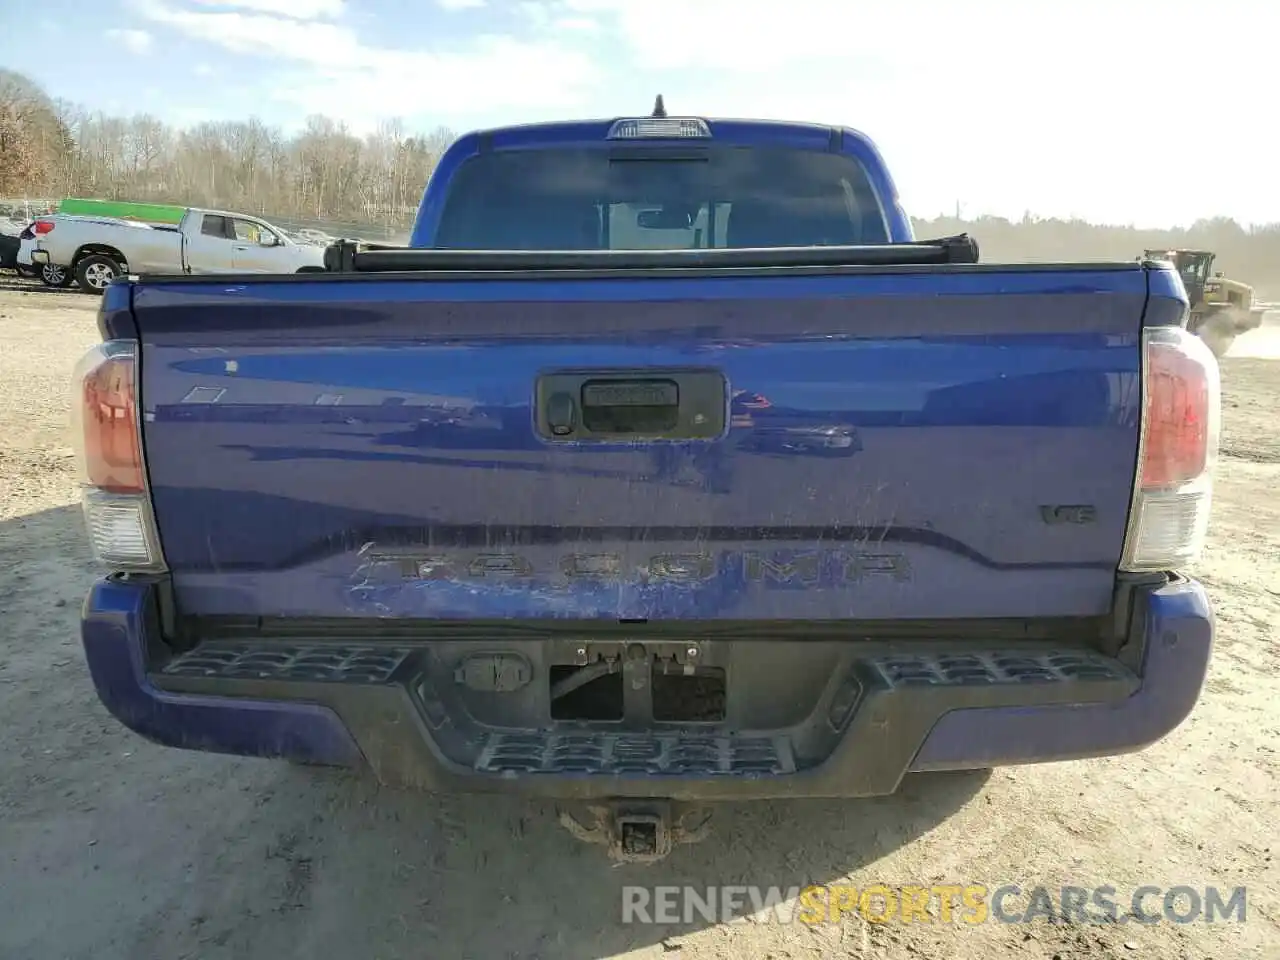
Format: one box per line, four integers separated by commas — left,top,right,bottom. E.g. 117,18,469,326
119,259,1156,623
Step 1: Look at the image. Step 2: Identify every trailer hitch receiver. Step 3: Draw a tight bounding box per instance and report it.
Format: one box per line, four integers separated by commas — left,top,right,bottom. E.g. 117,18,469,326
558,800,711,863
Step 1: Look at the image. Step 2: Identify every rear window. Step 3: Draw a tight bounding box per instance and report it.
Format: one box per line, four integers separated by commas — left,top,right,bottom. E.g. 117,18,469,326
434,146,889,250
201,215,230,239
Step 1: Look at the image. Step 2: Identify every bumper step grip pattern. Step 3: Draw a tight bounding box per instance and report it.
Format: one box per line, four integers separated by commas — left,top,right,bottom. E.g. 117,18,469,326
161,643,413,684
870,650,1132,688
475,732,795,776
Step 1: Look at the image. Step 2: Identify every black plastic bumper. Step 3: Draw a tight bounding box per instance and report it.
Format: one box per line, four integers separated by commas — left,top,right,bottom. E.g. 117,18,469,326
81,576,1213,800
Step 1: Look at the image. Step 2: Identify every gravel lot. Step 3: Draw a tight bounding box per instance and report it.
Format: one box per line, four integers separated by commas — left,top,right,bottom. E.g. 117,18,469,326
0,281,1276,960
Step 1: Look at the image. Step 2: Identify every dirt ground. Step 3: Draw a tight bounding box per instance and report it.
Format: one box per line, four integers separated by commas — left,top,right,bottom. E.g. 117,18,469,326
0,281,1276,960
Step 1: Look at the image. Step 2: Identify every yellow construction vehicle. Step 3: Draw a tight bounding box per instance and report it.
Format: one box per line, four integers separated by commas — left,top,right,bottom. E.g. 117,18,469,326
1142,248,1267,357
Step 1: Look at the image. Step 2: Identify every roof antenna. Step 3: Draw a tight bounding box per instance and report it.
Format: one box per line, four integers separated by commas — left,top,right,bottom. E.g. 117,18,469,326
651,94,667,118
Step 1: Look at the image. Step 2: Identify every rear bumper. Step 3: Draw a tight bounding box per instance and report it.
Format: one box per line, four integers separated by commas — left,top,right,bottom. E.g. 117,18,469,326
80,577,1213,800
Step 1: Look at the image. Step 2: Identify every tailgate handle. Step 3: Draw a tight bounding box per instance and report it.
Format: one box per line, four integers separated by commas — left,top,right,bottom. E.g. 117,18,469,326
536,370,726,441
580,379,679,434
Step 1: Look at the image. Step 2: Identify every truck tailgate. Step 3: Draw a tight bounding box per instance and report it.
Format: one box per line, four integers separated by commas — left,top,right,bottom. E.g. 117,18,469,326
130,265,1147,621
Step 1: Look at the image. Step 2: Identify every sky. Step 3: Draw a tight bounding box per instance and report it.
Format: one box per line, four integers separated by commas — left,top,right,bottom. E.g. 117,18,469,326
2,0,1277,228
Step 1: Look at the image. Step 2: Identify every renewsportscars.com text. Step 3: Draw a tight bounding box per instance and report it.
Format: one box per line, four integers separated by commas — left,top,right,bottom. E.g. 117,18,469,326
621,884,1248,926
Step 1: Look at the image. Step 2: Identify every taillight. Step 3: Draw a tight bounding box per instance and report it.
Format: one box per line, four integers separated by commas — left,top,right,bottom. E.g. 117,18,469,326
33,220,54,235
71,341,165,571
79,348,143,493
1119,327,1221,572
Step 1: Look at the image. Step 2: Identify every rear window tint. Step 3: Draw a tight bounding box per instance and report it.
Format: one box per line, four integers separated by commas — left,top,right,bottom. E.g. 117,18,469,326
200,215,230,238
435,146,888,250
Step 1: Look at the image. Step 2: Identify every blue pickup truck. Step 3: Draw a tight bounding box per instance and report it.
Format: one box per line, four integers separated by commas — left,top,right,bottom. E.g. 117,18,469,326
75,105,1219,861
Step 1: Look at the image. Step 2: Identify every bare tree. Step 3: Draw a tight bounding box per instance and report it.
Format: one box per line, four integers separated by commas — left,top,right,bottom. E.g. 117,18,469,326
0,69,68,195
0,70,457,235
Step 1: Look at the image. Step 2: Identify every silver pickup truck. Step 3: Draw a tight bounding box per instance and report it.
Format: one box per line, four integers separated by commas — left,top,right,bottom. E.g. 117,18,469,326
28,207,325,293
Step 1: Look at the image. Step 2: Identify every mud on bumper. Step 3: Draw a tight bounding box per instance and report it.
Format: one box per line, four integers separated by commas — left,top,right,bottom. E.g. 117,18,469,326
80,577,1213,800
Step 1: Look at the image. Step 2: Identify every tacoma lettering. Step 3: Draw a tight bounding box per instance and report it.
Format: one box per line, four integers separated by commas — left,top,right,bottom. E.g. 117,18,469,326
367,550,911,584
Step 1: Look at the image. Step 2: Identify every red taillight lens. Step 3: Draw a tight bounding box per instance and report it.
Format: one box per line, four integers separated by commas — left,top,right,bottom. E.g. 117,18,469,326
75,345,144,494
71,341,164,571
33,220,55,235
1120,327,1220,573
1140,339,1211,488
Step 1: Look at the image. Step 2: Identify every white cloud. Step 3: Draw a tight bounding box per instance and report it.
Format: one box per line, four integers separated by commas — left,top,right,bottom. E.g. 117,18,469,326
130,0,601,128
118,0,1280,224
532,0,1280,225
106,28,155,54
555,16,599,32
274,36,600,127
135,0,359,62
187,0,343,18
167,105,223,126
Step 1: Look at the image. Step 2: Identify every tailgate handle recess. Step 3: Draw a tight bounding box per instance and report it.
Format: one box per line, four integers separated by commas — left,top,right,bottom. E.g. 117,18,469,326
536,370,726,441
581,379,679,434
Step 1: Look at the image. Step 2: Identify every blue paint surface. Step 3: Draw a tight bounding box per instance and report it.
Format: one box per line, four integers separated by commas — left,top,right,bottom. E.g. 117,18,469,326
130,265,1164,620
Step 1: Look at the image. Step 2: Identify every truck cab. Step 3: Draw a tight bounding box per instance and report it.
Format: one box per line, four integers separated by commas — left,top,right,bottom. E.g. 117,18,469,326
181,208,319,273
410,113,914,250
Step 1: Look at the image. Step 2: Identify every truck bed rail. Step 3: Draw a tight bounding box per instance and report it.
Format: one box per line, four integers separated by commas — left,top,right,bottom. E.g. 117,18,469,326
315,234,982,274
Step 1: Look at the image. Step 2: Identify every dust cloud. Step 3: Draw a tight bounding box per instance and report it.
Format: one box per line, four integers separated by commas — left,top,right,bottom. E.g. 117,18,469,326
1227,312,1280,359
